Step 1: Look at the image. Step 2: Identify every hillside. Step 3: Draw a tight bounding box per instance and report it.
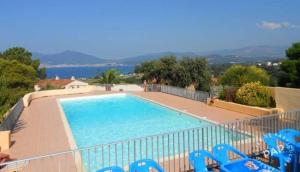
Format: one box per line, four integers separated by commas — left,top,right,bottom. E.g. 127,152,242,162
118,52,199,64
32,50,110,66
200,45,286,58
33,45,287,66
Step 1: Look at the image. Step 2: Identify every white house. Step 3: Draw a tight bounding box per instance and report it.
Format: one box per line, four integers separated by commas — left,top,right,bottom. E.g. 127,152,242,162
65,80,89,89
35,77,89,91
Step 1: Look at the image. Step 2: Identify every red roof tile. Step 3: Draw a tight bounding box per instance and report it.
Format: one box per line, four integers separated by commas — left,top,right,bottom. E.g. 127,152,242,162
36,79,73,89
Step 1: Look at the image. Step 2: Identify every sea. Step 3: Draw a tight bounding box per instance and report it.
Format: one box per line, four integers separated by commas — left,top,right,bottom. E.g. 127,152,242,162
46,66,135,79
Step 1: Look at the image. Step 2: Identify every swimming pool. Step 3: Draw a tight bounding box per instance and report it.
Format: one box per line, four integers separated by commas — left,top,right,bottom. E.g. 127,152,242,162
59,93,246,171
59,93,212,147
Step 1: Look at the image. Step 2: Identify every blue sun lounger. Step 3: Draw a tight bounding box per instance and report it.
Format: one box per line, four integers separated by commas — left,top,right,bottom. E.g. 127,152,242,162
263,133,294,172
96,166,124,172
213,144,279,172
189,150,220,172
129,159,163,172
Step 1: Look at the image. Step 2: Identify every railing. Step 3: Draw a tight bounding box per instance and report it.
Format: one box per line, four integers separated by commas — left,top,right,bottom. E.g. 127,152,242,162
0,98,24,131
147,84,210,103
1,109,300,172
146,84,161,92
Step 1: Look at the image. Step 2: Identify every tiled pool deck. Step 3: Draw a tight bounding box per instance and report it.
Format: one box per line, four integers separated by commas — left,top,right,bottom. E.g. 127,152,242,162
7,91,251,160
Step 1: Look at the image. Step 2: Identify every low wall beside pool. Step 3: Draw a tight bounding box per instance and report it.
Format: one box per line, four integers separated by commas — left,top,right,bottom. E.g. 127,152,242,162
268,87,300,111
209,99,280,117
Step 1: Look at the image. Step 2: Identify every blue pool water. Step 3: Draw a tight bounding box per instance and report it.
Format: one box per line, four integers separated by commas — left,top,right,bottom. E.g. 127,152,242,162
60,93,212,147
59,94,247,171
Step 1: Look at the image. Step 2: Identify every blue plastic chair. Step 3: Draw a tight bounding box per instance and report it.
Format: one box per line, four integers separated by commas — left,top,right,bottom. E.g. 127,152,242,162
129,159,164,172
279,129,300,143
212,144,248,164
220,158,281,172
279,129,300,172
263,133,294,172
96,166,124,172
189,150,220,172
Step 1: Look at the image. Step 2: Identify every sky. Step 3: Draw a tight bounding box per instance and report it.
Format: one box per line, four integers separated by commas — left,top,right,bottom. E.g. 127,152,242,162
0,0,299,58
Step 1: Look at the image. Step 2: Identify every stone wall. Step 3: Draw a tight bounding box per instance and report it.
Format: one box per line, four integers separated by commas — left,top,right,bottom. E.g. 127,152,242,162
210,99,280,117
268,87,300,111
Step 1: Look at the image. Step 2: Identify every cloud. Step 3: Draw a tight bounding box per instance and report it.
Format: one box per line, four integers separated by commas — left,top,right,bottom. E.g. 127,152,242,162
257,21,299,30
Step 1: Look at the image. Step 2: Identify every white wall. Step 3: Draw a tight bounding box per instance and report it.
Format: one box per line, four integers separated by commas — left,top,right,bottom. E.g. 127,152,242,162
111,84,143,92
23,84,143,107
23,86,97,107
65,80,89,89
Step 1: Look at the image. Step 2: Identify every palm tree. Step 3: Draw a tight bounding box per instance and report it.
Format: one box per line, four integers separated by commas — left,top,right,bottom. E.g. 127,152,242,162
99,69,120,90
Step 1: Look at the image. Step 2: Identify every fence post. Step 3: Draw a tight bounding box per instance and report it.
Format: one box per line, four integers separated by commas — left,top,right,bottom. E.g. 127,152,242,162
249,120,253,153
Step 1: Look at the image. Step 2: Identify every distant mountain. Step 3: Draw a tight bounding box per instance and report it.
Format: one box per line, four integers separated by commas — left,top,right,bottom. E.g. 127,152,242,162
33,45,287,66
118,52,199,64
200,45,286,58
119,46,286,65
32,50,110,66
205,54,283,64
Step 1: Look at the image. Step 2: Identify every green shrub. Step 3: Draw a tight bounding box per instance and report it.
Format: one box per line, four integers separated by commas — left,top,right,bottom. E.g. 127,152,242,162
221,65,270,87
235,82,274,107
219,87,238,102
0,87,30,122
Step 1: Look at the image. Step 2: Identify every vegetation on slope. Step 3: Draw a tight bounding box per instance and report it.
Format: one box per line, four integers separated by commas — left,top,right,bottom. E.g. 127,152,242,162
280,42,300,88
0,47,45,122
220,65,270,87
134,56,211,91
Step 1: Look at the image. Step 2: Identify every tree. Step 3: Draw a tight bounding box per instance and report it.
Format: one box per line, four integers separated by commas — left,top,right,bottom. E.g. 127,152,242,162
2,47,35,67
179,57,211,91
134,56,211,91
98,69,120,84
38,67,47,79
0,47,46,79
0,59,37,89
135,56,177,84
156,56,177,84
0,59,38,121
221,65,270,87
0,47,44,121
171,63,191,87
280,42,300,88
210,64,231,77
286,42,300,60
135,61,157,82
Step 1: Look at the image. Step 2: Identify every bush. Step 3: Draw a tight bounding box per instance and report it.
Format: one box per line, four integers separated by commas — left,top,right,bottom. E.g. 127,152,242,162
219,87,238,102
0,87,29,122
235,82,274,107
0,47,39,122
221,65,270,87
135,56,211,91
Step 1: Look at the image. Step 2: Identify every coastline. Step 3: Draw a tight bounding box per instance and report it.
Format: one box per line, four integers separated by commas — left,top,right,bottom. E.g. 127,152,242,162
40,63,131,68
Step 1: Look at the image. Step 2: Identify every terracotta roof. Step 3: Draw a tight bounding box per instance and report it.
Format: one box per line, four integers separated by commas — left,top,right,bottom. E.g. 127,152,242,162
36,79,73,89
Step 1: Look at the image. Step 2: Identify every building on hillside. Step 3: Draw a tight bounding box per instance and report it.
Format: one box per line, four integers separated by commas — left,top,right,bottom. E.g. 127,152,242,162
34,76,88,91
65,80,89,89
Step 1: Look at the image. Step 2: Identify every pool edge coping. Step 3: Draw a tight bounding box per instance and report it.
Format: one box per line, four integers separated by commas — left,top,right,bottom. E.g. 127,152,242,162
56,99,85,171
56,100,77,150
131,93,219,125
56,92,220,153
57,92,219,152
56,92,250,170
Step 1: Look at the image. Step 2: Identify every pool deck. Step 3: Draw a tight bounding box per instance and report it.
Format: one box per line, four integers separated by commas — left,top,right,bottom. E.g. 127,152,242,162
7,91,252,160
